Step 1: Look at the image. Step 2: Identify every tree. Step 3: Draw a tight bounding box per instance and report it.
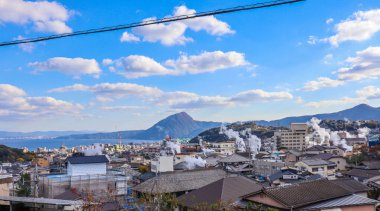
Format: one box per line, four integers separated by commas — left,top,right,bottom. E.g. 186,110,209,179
16,173,31,197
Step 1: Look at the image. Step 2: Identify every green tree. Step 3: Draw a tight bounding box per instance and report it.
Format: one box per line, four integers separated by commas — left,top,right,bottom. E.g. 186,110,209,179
16,173,31,197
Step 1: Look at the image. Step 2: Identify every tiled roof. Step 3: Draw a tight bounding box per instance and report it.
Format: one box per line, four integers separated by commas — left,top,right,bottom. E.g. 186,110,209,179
245,179,352,209
133,168,228,194
67,155,109,164
346,169,380,179
299,194,379,210
217,154,251,163
178,176,262,208
300,159,329,166
330,178,370,193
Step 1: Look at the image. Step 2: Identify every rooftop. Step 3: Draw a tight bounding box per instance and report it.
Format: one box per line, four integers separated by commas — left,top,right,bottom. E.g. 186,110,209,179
299,159,330,166
178,176,262,208
67,155,109,164
300,194,379,210
329,178,370,193
217,154,251,163
133,168,228,194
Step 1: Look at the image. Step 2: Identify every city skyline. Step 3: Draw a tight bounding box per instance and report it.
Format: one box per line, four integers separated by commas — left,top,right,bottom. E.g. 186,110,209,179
1,0,380,132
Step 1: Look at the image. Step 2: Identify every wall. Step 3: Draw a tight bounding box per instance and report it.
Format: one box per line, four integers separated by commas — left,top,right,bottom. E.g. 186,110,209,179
67,163,107,176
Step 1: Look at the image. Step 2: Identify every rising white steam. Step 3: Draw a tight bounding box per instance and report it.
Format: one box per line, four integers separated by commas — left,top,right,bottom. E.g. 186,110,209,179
308,117,330,145
357,127,370,138
184,156,206,170
166,141,181,154
220,124,246,152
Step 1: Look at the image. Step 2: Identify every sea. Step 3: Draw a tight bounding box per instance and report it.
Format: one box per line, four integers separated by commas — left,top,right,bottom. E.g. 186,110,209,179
0,138,156,151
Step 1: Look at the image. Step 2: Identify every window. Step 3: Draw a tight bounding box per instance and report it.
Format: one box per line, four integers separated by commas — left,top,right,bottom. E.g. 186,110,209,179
312,168,319,172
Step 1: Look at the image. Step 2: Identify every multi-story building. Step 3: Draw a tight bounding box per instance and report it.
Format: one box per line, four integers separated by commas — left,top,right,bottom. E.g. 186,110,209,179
278,123,308,151
209,141,235,155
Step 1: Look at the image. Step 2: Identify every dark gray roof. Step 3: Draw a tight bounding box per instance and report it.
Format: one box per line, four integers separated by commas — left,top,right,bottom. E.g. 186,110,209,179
133,168,228,194
330,178,370,193
245,179,352,209
67,155,109,164
309,153,341,160
178,176,262,208
217,154,250,163
300,159,329,166
346,169,380,180
305,145,326,152
300,194,379,210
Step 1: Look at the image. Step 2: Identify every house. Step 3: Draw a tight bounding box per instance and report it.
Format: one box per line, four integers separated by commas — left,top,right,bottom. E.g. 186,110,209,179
267,169,322,186
345,168,380,182
242,179,379,210
150,155,174,173
133,168,228,196
178,176,262,210
329,178,370,197
216,154,253,174
295,159,336,177
210,141,235,155
66,155,109,176
305,145,346,156
305,153,347,171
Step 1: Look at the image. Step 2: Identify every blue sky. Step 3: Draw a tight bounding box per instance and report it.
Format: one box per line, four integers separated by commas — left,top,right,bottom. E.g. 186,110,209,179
1,0,380,132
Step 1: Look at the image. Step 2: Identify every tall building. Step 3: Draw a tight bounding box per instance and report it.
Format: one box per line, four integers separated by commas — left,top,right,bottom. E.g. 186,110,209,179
278,123,308,150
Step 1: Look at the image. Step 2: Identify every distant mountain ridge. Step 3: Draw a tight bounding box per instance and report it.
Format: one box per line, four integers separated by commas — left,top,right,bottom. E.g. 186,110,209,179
254,104,380,126
57,112,222,140
0,131,96,139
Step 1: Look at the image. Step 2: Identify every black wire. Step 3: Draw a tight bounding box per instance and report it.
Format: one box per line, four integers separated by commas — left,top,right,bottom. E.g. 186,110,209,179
0,0,305,47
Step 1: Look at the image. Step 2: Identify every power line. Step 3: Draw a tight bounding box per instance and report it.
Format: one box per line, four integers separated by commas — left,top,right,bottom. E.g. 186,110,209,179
0,0,304,47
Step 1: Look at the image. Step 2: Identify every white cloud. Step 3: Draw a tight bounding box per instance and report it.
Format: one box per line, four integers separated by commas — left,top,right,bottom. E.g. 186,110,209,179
322,54,334,64
302,77,345,91
100,105,145,111
231,89,293,102
0,0,72,33
356,85,380,99
0,84,82,119
337,46,380,81
325,9,380,46
173,6,234,36
29,57,102,79
49,83,162,102
121,5,233,46
104,55,176,78
120,32,140,42
104,51,248,78
305,97,365,108
326,18,334,24
165,51,248,74
50,83,294,109
14,35,34,53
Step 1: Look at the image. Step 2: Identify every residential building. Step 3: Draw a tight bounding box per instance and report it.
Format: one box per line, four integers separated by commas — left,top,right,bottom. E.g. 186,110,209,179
295,159,337,177
210,141,235,155
254,159,286,177
278,123,308,150
304,153,347,171
150,155,174,173
67,155,109,176
178,176,262,210
242,179,379,210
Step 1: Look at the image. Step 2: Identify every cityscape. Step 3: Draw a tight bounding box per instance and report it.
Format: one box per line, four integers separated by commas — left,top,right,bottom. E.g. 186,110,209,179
1,0,380,211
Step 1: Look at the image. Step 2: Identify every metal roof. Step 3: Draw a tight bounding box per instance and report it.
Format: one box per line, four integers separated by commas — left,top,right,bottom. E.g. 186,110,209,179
217,154,250,163
67,155,109,164
300,194,379,210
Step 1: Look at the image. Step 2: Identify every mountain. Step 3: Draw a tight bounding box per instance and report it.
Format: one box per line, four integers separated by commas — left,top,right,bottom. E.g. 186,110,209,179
0,131,97,139
57,112,222,140
0,145,35,162
254,104,380,126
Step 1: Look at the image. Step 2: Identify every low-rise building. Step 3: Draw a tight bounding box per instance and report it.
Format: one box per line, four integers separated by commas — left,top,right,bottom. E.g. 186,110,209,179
210,141,235,155
254,159,286,177
295,159,336,177
150,156,174,173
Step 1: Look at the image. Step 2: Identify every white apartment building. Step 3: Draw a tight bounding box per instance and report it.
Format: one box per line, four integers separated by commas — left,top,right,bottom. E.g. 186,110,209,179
210,141,235,155
278,123,308,151
151,156,174,173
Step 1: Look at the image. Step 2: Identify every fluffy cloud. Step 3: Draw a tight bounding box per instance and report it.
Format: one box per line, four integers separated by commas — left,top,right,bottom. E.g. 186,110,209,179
50,83,294,109
120,32,140,42
14,35,34,53
104,51,248,78
104,55,176,78
0,0,72,33
121,6,233,46
302,77,345,91
100,106,145,111
356,86,380,99
29,57,102,79
325,9,380,46
165,51,248,74
49,83,162,102
337,46,380,81
0,84,82,119
231,89,293,102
